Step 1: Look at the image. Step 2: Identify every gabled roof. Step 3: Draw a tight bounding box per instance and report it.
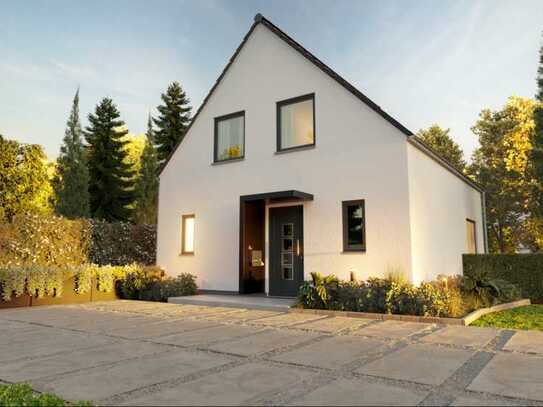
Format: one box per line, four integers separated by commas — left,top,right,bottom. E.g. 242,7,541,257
160,14,482,193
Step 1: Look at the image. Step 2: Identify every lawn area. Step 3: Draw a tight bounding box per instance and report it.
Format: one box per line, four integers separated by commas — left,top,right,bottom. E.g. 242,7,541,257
471,305,543,331
0,383,91,406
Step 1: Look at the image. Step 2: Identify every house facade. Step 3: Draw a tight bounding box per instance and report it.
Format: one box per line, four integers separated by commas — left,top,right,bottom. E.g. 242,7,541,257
157,14,486,297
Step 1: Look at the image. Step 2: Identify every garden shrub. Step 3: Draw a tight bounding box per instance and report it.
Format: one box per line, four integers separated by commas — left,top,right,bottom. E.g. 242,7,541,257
116,265,164,300
463,254,542,302
298,273,474,318
139,274,198,302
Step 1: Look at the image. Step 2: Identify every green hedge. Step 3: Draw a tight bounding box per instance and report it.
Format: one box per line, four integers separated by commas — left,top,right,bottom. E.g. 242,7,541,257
0,214,156,267
463,254,543,303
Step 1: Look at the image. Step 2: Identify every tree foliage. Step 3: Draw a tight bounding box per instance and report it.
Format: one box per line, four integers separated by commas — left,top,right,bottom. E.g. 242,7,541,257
84,98,135,222
153,82,192,165
537,32,543,103
133,115,159,224
533,34,543,221
0,135,52,222
470,97,542,253
416,124,466,171
53,89,90,219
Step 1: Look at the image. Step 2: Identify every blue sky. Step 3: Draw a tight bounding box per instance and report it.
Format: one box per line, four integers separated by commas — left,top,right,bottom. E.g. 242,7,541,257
1,0,542,159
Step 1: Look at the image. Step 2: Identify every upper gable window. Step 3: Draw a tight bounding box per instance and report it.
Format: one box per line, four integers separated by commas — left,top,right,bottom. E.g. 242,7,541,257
277,93,315,152
214,111,245,162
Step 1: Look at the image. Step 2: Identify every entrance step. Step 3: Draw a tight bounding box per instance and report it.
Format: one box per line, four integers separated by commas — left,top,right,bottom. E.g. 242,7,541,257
168,294,296,312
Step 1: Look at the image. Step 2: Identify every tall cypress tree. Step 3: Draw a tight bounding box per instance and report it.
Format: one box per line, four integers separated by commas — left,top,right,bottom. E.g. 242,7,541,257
153,82,192,164
532,33,543,216
85,98,135,222
133,114,159,224
53,89,90,218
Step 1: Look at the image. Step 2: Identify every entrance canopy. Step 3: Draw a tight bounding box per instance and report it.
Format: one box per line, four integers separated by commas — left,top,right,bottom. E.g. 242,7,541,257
240,190,314,204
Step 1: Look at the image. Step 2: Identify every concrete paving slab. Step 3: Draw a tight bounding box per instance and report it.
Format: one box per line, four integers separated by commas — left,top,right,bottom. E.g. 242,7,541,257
60,314,162,333
292,377,428,406
169,294,296,312
421,326,499,348
451,395,525,406
120,362,314,406
357,344,473,385
271,336,385,369
106,319,219,339
207,328,319,356
352,320,430,339
1,307,107,325
249,313,327,327
468,353,543,401
150,324,263,347
0,329,114,362
503,330,543,354
32,349,232,402
294,316,371,333
0,340,170,382
202,309,282,322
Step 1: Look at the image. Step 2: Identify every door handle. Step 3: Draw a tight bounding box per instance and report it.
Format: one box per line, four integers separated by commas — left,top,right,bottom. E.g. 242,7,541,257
296,239,300,256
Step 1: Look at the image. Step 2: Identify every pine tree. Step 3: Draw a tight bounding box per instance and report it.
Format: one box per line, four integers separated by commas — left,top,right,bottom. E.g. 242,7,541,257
53,89,90,218
85,98,135,222
537,33,543,102
153,82,192,164
133,114,159,224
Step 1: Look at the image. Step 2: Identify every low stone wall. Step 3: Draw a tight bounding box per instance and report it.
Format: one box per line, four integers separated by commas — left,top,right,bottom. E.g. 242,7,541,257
289,299,532,326
0,276,118,309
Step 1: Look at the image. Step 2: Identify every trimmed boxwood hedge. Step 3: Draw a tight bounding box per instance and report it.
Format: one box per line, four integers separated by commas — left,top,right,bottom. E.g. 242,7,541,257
0,214,156,268
463,254,543,303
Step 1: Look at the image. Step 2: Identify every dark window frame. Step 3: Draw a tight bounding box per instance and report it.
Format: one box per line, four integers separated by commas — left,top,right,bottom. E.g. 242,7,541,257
466,218,477,254
276,93,316,152
181,214,195,255
213,110,246,163
342,199,366,252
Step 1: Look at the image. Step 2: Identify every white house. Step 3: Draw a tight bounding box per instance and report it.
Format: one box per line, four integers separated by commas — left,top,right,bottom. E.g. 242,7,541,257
157,14,487,297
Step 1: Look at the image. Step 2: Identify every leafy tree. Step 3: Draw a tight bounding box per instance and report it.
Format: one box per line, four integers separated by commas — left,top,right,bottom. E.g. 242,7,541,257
85,98,135,222
122,132,146,176
133,115,159,224
153,82,192,164
416,125,466,171
0,135,52,221
53,89,90,218
469,97,542,252
537,33,543,102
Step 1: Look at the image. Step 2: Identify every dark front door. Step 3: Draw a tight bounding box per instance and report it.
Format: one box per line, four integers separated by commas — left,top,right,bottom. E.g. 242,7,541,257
269,205,303,297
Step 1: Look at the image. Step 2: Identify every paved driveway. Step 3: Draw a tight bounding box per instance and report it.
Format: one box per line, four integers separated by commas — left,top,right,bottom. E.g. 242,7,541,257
1,301,542,406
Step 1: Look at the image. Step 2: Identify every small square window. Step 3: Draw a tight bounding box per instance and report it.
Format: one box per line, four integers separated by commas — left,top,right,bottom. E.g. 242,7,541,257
342,200,366,252
181,214,195,255
277,94,315,151
214,111,245,162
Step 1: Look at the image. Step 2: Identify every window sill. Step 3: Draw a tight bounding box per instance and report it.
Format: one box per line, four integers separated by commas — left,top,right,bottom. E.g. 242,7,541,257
211,157,245,165
275,144,316,155
341,249,366,254
180,252,195,256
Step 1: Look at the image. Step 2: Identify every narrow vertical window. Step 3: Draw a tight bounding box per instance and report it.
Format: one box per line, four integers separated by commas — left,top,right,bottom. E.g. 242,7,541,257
466,219,477,254
214,111,245,162
181,214,195,255
342,200,366,252
277,93,315,151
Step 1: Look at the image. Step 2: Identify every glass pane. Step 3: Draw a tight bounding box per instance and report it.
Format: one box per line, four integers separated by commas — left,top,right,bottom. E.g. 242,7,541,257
280,99,314,149
466,221,476,254
282,223,293,237
347,204,363,247
183,217,194,253
282,238,293,251
217,115,244,160
282,267,293,280
282,252,293,266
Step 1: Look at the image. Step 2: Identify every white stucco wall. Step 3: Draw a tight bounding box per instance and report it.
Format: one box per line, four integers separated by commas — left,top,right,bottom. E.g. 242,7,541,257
407,143,485,284
157,23,415,291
